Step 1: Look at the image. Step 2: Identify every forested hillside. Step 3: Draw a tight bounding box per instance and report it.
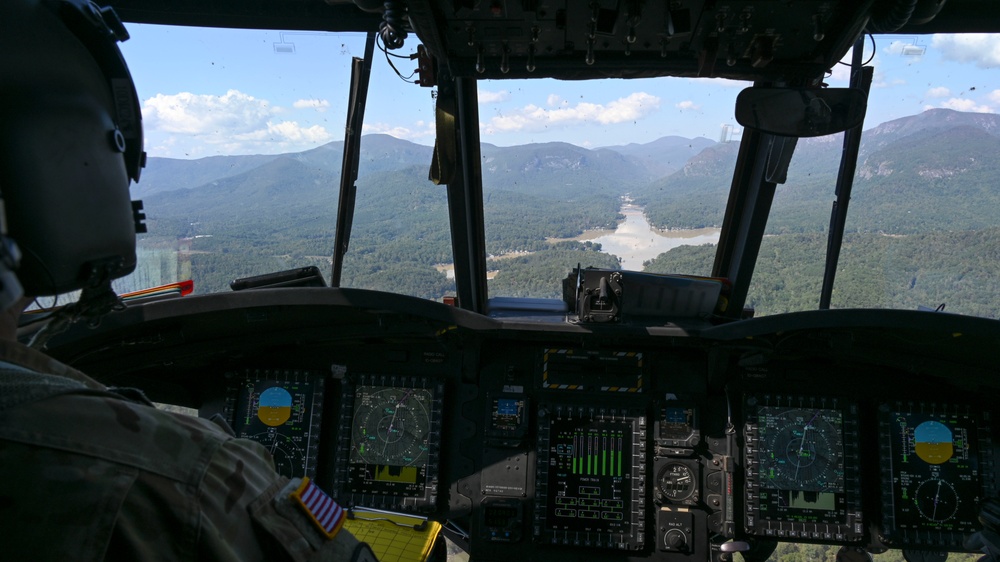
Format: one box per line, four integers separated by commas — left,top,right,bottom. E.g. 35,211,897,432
138,135,647,297
637,109,1000,317
131,108,1000,319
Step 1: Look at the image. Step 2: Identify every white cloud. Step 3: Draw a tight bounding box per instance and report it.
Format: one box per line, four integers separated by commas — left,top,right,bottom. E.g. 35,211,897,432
142,89,338,156
546,94,565,107
478,90,510,104
939,97,993,113
927,87,951,98
293,99,330,111
829,58,852,83
829,51,895,89
990,90,1000,104
485,92,661,134
143,89,273,134
248,122,332,143
363,121,435,141
676,100,700,111
933,34,1000,67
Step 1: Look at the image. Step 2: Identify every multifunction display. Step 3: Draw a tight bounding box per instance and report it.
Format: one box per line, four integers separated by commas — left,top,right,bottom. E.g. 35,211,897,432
335,373,443,511
744,394,863,541
879,402,993,548
224,369,325,479
534,405,646,550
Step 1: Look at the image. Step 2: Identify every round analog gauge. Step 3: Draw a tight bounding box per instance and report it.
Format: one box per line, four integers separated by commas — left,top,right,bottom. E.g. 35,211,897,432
351,386,432,466
915,478,960,523
760,407,844,491
657,462,697,502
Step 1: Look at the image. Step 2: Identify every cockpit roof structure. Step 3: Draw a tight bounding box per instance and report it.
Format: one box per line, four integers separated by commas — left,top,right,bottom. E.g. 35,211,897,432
102,0,1000,82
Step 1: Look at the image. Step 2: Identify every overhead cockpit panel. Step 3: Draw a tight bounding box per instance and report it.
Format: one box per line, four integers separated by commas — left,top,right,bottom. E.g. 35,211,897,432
406,0,873,82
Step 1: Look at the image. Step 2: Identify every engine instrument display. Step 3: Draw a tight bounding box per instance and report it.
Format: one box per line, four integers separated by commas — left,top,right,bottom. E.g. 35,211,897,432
879,402,993,548
336,373,443,511
744,394,862,541
534,405,646,550
224,369,325,479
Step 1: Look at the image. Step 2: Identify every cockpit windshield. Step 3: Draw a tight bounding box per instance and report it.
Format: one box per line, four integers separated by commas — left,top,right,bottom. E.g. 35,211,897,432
111,25,1000,320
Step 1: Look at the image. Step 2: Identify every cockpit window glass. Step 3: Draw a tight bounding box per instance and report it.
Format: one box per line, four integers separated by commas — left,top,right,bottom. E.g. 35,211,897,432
481,77,742,299
830,34,1000,318
78,24,1000,320
110,24,451,300
742,34,1000,318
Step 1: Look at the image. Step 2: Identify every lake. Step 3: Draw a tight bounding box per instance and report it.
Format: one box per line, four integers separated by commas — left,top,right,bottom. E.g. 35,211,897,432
559,204,720,270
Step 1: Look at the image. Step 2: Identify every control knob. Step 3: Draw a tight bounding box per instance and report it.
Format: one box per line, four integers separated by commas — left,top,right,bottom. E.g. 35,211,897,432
664,528,688,551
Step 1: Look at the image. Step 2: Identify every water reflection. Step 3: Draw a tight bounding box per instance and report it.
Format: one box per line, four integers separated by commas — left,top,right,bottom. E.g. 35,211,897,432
585,205,720,270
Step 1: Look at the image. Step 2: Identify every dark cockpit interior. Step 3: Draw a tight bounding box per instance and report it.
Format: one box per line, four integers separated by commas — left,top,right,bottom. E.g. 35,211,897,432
35,1,1000,561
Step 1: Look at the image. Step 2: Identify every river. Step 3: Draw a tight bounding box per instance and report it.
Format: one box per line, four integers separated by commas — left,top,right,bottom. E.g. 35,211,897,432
561,204,720,270
437,204,720,278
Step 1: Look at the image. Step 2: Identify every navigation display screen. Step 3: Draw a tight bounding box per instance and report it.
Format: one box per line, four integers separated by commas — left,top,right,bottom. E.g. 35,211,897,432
744,395,862,541
348,385,433,496
880,402,993,548
335,374,443,511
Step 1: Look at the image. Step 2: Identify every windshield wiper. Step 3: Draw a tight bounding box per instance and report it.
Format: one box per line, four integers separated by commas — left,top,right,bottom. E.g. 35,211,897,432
331,32,376,287
819,37,872,309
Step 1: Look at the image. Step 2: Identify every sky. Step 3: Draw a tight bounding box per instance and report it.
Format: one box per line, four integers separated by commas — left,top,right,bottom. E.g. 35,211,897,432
117,25,1000,159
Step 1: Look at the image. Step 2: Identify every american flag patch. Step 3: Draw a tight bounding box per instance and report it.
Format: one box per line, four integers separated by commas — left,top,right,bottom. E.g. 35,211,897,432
289,477,346,539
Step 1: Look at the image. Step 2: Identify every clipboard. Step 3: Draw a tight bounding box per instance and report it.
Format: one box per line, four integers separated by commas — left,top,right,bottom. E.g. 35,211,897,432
344,507,442,562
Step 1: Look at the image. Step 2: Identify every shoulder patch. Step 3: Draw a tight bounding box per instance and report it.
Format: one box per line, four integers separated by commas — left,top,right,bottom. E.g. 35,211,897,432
289,477,346,539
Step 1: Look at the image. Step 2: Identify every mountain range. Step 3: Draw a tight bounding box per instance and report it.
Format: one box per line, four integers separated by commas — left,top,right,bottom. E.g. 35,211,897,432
131,108,1000,303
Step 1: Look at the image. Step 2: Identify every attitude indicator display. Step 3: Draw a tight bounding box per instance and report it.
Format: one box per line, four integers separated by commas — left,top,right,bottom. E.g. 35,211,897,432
224,369,325,479
744,394,862,541
879,402,993,549
335,373,443,511
534,405,646,550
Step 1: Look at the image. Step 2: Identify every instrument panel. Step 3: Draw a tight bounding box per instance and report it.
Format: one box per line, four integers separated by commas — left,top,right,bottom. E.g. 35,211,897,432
59,296,997,561
212,344,998,560
205,342,1000,562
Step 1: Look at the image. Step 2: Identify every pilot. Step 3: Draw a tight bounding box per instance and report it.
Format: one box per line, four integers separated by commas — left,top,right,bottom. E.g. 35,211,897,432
0,1,377,560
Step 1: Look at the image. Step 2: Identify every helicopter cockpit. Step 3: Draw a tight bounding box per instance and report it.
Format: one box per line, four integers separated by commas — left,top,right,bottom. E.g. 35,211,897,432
32,1,1000,561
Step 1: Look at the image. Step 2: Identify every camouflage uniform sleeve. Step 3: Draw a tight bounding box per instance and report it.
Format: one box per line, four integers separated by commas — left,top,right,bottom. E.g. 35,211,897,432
197,434,377,562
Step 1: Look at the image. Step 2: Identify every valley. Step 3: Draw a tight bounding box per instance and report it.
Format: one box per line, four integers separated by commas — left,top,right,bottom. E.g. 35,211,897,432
121,108,1000,319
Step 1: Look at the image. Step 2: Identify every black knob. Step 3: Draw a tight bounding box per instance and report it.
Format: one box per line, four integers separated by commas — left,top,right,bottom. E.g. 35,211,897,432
664,528,687,550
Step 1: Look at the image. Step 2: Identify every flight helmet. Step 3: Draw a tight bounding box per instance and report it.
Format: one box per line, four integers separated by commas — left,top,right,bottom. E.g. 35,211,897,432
0,0,145,309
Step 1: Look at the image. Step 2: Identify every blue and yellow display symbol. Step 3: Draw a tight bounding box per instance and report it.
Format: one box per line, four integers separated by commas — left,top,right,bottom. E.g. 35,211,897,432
258,386,294,426
914,420,953,464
